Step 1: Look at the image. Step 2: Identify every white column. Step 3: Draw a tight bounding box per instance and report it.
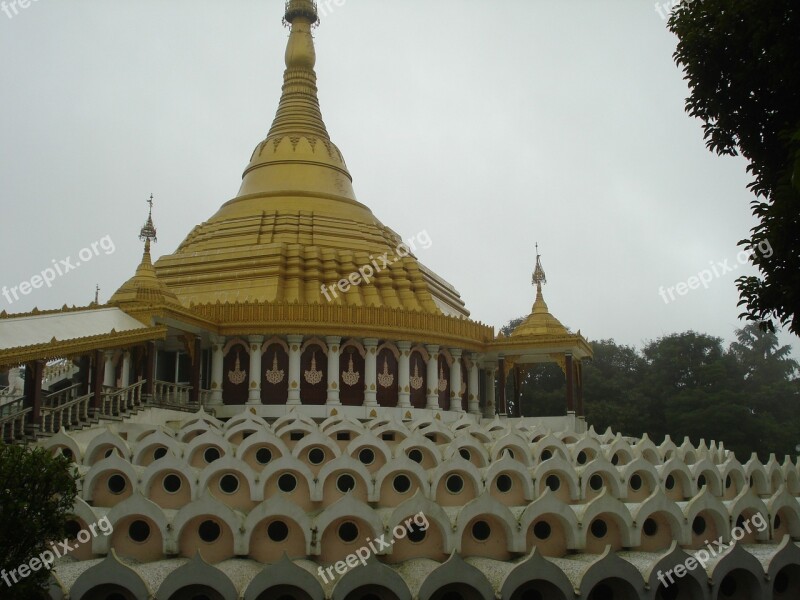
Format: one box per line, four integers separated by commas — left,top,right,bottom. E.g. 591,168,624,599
103,351,115,388
425,344,440,410
483,367,497,418
247,335,264,405
397,341,412,408
287,335,303,405
121,351,131,388
326,336,341,406
364,338,379,407
210,340,225,406
468,357,480,415
449,349,463,412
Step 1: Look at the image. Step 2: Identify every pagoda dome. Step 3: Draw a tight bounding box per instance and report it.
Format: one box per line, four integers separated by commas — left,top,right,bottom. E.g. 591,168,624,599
110,239,183,311
151,0,472,332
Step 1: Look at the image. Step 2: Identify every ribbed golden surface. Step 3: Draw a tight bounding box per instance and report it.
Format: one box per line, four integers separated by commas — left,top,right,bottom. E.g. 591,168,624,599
151,6,470,321
510,289,570,338
111,241,183,309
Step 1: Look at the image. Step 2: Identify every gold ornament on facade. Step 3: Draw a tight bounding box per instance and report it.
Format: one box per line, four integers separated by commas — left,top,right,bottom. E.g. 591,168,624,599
438,365,447,392
377,357,394,388
304,352,323,385
410,360,423,391
228,352,247,385
341,352,360,387
265,353,285,385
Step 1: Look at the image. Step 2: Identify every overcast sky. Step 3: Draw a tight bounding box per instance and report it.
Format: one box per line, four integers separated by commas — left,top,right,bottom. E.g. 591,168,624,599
1,0,796,357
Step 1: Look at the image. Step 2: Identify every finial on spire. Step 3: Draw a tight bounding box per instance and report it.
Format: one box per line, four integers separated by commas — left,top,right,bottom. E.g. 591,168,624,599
94,284,100,305
139,194,157,245
283,0,319,27
532,243,547,292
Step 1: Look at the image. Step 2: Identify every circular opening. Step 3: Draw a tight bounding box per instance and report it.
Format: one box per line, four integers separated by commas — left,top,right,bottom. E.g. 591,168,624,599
393,474,412,494
665,474,675,490
256,447,273,465
692,516,706,536
128,520,151,543
505,448,515,459
203,447,221,464
65,520,81,539
308,447,325,465
107,474,127,495
698,474,707,488
445,474,464,494
643,518,658,537
545,475,560,491
720,574,737,597
726,475,732,489
590,519,608,539
219,474,240,494
336,473,356,493
611,453,619,465
471,520,491,541
104,447,117,458
533,521,551,540
630,474,642,491
163,474,182,494
198,520,221,543
736,514,746,530
590,474,603,491
407,523,426,543
267,520,289,542
774,571,789,593
577,451,587,465
540,449,552,461
338,521,359,543
496,474,513,493
358,448,375,465
775,514,782,529
153,447,167,460
408,449,423,463
278,473,298,493
458,448,471,461
61,448,74,460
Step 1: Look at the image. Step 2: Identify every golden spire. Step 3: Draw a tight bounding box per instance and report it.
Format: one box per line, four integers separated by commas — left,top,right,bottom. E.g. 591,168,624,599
109,196,181,309
532,243,547,292
139,194,157,244
236,0,354,199
510,245,568,338
269,1,328,140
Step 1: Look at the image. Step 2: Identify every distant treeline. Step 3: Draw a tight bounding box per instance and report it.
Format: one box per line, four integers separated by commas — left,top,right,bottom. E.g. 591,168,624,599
502,323,799,462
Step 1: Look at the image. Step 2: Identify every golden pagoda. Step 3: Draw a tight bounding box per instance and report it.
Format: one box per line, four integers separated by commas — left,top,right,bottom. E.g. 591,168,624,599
0,2,797,599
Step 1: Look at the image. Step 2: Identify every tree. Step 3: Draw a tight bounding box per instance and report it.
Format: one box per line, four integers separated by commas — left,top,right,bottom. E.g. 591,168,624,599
668,1,800,335
0,444,78,600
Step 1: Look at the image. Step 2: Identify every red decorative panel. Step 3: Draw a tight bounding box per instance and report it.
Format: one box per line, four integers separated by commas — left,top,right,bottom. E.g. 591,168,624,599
340,348,365,406
300,345,326,405
409,351,427,408
376,348,398,407
437,354,451,410
261,344,289,405
223,344,249,406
